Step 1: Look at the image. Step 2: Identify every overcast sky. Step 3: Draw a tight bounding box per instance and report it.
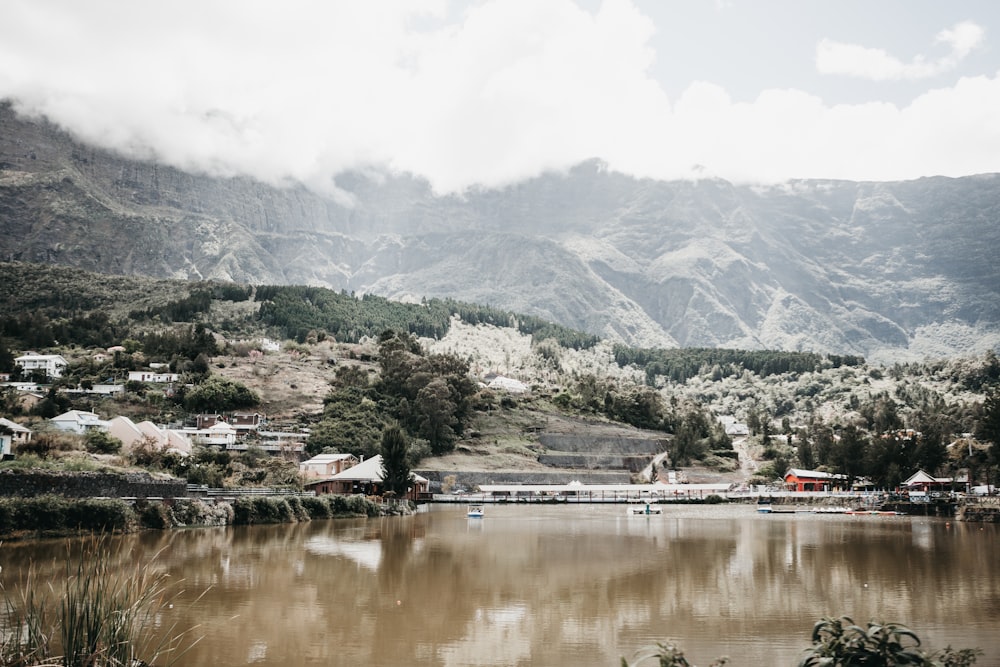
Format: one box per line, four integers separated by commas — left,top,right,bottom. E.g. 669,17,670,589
2,0,999,194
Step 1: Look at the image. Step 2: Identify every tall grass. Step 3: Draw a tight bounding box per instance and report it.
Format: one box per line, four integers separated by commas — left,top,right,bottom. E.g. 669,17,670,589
1,536,202,666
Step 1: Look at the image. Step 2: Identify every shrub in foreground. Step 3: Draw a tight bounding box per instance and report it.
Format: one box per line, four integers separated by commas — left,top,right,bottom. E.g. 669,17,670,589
300,495,333,519
620,615,981,666
232,496,296,525
328,493,380,517
0,495,136,537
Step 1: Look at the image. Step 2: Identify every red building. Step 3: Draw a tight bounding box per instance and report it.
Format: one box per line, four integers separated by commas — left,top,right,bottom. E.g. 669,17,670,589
783,468,849,492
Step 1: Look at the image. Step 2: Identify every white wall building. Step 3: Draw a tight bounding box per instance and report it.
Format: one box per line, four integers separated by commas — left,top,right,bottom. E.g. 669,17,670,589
15,353,68,379
128,370,180,383
299,453,359,478
50,410,109,434
108,416,192,455
0,418,31,457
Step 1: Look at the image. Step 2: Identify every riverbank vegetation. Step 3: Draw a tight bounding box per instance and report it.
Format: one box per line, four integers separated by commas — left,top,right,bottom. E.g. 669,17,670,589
0,493,389,541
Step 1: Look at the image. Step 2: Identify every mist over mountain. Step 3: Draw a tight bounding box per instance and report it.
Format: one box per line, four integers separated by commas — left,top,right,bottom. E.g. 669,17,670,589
2,103,998,362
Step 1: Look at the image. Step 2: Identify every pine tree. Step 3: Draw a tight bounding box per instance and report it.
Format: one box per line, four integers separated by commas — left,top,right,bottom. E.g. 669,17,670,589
380,423,412,498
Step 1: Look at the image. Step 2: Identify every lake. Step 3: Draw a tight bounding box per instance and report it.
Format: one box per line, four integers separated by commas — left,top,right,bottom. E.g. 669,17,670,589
3,503,998,666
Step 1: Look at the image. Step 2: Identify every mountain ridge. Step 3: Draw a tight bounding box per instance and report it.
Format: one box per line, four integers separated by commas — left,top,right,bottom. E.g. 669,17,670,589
2,102,999,361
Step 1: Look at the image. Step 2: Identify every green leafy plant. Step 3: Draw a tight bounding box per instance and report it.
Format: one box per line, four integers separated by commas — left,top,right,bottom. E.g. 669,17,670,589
621,616,979,667
621,640,727,667
798,616,981,667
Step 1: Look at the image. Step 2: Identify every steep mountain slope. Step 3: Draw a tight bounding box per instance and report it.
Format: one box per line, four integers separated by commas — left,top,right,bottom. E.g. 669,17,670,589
2,103,999,360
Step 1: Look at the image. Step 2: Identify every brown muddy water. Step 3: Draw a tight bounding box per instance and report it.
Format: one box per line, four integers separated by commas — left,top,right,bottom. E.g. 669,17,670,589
2,503,998,666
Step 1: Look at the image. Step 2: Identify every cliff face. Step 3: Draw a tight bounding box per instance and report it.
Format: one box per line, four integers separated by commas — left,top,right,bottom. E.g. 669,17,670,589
2,103,999,360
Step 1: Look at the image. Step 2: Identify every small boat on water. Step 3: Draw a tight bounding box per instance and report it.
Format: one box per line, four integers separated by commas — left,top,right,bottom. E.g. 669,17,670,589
467,504,484,518
627,503,662,515
757,505,797,514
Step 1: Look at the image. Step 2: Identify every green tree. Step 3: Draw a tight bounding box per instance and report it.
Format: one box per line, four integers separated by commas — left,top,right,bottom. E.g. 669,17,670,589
832,425,868,487
913,430,948,476
380,423,412,497
85,430,122,455
333,364,370,389
864,433,905,488
796,431,816,469
975,389,1000,452
414,377,459,454
182,376,259,413
307,387,383,459
974,389,1000,487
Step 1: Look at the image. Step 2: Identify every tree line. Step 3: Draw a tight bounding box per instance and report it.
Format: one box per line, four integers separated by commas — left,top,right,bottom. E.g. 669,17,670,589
613,345,864,384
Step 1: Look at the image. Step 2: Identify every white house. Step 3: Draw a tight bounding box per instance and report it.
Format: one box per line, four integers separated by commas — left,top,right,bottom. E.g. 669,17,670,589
717,415,750,437
0,418,32,457
50,410,109,434
128,370,180,383
299,453,359,479
0,427,12,457
15,353,68,379
108,416,192,455
180,421,238,447
487,376,529,394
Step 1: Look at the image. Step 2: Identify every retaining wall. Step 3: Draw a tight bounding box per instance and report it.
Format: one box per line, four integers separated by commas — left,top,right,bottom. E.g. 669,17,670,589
0,470,189,499
415,470,632,490
537,434,663,454
537,454,650,472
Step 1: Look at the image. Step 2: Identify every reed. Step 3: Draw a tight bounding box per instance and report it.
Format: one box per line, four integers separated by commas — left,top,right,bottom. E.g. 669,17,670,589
1,536,202,666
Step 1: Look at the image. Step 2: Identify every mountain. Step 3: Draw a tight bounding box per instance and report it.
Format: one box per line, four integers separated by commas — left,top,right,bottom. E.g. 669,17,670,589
2,102,999,361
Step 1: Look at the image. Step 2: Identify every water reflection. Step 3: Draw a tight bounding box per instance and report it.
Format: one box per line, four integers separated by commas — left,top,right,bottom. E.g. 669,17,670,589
2,505,997,666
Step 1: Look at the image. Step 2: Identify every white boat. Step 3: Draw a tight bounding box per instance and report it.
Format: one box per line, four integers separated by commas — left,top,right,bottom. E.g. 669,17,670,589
467,504,484,518
811,506,850,514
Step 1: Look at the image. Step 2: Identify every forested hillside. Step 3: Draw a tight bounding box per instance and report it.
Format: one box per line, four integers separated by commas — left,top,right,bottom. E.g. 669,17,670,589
0,261,595,353
1,261,998,495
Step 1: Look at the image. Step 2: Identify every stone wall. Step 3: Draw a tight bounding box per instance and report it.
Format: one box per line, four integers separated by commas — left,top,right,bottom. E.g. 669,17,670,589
537,454,650,472
537,434,663,454
415,470,632,491
0,470,188,499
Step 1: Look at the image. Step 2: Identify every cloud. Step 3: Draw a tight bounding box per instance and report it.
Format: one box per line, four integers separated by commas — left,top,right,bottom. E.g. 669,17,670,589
816,21,985,81
0,1,998,195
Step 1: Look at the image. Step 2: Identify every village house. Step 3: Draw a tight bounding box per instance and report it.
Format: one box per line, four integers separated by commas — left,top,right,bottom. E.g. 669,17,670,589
783,468,849,492
14,352,68,379
0,418,32,457
230,411,265,435
299,453,360,479
304,454,429,500
196,414,224,429
256,429,308,454
62,384,124,398
107,416,192,455
181,421,238,448
15,391,45,412
127,370,180,383
717,415,750,437
50,410,109,434
902,469,955,496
